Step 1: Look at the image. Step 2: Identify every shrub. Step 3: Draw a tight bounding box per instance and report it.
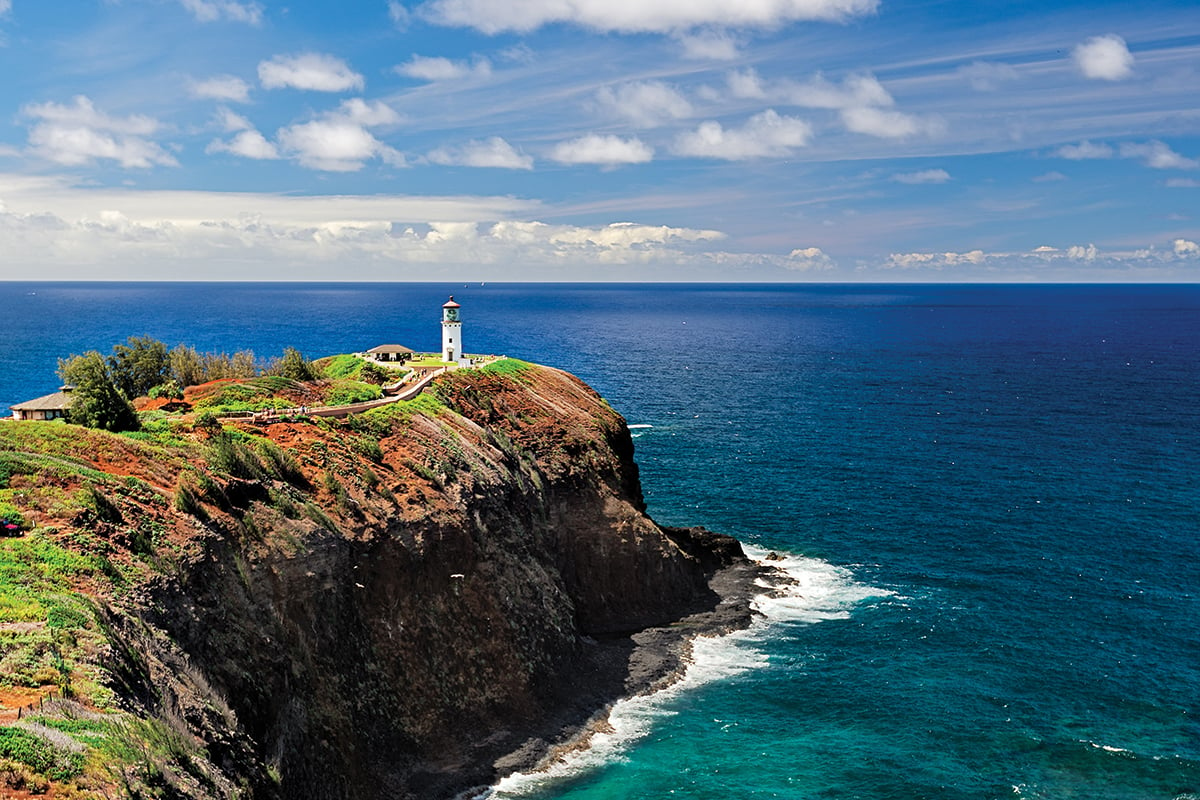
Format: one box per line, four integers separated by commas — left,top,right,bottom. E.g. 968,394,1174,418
325,380,382,407
173,473,207,520
207,434,266,481
0,726,84,781
256,441,306,485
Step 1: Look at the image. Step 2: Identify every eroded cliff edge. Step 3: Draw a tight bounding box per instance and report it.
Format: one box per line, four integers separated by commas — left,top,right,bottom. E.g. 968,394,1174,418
1,361,762,799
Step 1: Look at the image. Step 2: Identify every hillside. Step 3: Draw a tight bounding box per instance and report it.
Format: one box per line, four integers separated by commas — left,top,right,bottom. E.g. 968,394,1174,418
0,359,763,799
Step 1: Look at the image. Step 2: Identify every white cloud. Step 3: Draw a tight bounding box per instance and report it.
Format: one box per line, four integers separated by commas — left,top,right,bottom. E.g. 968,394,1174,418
727,69,768,99
840,106,922,138
1166,178,1200,188
1066,243,1098,261
785,247,835,271
427,137,533,169
395,54,492,81
674,109,811,160
0,0,10,15
782,72,893,109
259,53,364,92
278,120,401,172
207,130,280,160
1174,239,1200,257
892,168,950,184
180,0,263,24
1073,34,1134,81
886,249,986,269
958,61,1019,91
216,107,253,132
388,1,410,27
1055,140,1113,160
675,30,740,60
22,96,176,169
550,134,653,166
594,81,693,127
336,98,403,127
1119,141,1198,170
417,0,880,34
1033,171,1067,182
190,75,252,103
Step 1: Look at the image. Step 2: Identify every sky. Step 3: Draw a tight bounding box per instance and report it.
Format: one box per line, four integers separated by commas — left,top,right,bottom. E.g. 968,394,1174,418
0,0,1197,282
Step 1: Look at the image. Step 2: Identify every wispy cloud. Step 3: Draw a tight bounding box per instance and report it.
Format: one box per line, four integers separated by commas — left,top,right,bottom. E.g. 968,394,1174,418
417,0,880,34
190,75,252,103
892,169,950,184
179,0,263,25
1073,34,1134,80
957,61,1019,91
1055,140,1113,160
395,55,492,81
259,53,365,92
427,137,532,169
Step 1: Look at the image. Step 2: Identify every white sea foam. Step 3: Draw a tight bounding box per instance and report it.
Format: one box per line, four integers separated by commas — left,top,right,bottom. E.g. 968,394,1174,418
477,544,888,799
626,424,653,429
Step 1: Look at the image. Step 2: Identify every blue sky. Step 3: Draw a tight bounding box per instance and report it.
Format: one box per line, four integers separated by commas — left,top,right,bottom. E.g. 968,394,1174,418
0,0,1197,281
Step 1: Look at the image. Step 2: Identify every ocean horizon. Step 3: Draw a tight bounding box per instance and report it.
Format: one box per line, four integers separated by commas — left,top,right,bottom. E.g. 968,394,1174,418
2,281,1197,799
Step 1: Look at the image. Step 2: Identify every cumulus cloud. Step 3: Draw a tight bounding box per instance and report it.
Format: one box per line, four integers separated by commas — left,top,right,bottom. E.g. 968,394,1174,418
1119,140,1198,170
1067,243,1098,261
22,96,176,169
841,106,924,138
1073,34,1134,80
958,61,1019,91
886,249,986,269
190,75,252,103
674,109,811,160
594,81,693,127
395,55,492,81
417,0,880,34
675,30,741,60
724,70,934,140
1055,140,1113,160
274,99,403,171
892,169,950,184
1174,239,1200,257
180,0,263,24
549,134,653,166
427,137,533,169
259,53,364,92
785,247,835,271
207,130,280,160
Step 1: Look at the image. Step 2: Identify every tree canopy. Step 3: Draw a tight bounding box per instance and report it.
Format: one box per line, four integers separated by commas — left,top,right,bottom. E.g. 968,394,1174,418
58,351,140,432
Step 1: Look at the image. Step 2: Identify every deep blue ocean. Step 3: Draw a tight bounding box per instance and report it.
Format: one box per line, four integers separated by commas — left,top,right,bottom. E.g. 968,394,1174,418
2,282,1198,800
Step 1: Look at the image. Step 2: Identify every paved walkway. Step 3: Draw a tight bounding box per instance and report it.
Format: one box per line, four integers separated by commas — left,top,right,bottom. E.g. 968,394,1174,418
220,367,447,422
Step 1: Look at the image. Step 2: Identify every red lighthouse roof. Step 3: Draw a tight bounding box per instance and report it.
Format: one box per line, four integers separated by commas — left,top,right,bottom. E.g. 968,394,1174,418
442,295,461,308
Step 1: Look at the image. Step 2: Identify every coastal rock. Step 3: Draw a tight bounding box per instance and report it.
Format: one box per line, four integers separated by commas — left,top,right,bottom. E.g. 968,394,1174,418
33,362,762,799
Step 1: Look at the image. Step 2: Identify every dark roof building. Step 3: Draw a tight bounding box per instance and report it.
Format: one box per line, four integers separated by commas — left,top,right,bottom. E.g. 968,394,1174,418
366,344,415,362
10,387,74,421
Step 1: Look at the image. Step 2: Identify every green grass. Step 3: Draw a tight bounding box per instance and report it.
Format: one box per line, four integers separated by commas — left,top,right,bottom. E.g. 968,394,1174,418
477,357,534,382
324,380,382,406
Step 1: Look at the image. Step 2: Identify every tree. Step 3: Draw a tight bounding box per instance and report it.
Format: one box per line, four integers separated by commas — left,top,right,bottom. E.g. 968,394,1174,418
274,347,317,382
58,352,140,432
108,336,169,399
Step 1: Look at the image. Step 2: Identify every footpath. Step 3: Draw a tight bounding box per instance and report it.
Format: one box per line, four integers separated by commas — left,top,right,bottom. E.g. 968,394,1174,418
218,367,447,423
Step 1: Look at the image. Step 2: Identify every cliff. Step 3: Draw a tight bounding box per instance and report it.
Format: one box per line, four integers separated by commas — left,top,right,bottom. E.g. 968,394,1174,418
0,360,760,799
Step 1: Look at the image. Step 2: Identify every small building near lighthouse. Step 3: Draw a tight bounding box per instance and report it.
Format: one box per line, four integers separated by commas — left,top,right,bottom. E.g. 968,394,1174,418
441,296,470,366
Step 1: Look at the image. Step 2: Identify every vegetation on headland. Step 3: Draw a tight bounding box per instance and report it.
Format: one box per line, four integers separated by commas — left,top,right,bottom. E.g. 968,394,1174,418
1,347,529,797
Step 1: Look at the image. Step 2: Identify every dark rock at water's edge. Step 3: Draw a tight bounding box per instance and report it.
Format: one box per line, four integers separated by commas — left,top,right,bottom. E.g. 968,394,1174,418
91,363,765,799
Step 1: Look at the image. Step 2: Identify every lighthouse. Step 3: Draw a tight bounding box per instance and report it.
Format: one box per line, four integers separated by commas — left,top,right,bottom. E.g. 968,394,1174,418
441,296,464,364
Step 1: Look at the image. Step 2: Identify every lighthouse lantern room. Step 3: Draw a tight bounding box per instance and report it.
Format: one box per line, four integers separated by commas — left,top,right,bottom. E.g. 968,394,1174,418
441,296,464,364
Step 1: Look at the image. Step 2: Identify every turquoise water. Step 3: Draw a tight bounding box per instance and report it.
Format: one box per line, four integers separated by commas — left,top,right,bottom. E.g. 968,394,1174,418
2,283,1198,799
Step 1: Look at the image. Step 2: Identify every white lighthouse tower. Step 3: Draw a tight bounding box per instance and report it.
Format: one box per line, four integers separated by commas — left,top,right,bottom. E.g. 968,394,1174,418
441,296,464,364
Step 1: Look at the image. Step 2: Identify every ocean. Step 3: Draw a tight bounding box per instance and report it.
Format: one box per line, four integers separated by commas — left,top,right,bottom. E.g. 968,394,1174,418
2,282,1198,799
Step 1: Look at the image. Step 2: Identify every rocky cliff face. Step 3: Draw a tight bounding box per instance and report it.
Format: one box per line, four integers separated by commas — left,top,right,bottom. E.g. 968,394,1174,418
86,362,754,799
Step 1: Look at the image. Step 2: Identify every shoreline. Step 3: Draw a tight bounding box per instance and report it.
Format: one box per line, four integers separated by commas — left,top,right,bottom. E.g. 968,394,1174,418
461,546,777,799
